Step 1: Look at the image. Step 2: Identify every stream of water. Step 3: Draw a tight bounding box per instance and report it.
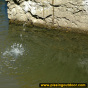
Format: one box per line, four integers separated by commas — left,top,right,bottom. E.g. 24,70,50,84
0,0,88,88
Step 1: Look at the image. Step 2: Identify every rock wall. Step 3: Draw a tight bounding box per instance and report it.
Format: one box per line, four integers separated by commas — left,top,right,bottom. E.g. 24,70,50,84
5,0,88,31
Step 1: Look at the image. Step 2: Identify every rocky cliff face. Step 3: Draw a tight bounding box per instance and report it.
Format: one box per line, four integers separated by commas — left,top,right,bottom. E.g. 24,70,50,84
5,0,88,31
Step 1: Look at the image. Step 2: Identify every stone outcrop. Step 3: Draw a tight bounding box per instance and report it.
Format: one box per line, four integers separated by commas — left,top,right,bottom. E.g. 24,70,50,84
5,0,88,31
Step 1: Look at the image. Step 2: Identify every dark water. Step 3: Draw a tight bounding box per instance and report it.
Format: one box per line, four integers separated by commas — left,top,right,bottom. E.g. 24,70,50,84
0,1,88,88
0,0,8,31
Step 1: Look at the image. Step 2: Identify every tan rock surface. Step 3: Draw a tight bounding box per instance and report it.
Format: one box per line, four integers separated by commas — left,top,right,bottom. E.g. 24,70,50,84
5,0,88,31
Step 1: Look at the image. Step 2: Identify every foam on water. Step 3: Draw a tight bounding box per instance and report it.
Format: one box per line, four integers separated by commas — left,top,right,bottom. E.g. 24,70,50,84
2,43,25,58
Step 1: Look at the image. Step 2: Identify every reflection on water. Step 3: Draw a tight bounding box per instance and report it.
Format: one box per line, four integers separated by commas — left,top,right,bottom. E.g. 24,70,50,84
0,0,8,31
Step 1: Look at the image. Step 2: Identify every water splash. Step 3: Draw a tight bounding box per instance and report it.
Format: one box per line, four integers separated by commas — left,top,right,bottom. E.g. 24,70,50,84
0,43,25,73
2,43,25,58
23,22,27,31
78,58,88,73
20,34,23,41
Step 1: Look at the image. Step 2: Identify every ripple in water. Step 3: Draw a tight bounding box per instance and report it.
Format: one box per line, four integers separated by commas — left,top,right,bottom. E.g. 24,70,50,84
2,43,25,58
